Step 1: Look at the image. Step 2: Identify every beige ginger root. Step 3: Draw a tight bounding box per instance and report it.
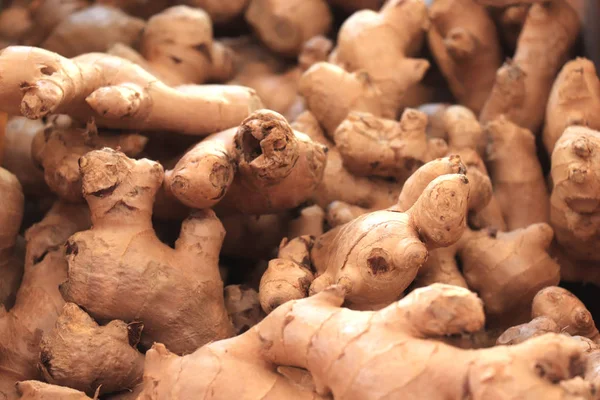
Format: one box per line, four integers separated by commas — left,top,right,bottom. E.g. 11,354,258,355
166,110,327,215
486,116,550,229
261,173,470,311
177,0,250,24
40,5,145,58
550,126,600,264
0,46,261,136
479,0,580,133
109,6,236,86
60,148,234,354
544,58,600,155
39,303,144,396
245,0,332,57
32,119,147,202
0,201,90,400
0,168,24,309
497,316,561,345
333,109,448,182
137,284,593,400
428,0,502,113
16,381,94,400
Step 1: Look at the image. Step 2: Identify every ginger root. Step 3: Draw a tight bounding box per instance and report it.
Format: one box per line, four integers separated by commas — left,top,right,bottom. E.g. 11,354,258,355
0,46,261,136
138,284,593,400
32,119,147,202
60,148,234,354
16,381,94,400
480,0,580,133
177,0,250,24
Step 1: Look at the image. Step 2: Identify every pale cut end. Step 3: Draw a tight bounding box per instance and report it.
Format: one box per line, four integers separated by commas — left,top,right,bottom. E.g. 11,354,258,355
86,85,145,119
20,81,64,119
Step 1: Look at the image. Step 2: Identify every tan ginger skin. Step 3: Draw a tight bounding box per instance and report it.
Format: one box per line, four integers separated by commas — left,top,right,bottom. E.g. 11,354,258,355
165,110,327,215
428,0,502,114
261,173,470,311
486,116,550,229
22,0,88,47
0,168,24,308
39,303,145,396
544,58,600,155
333,109,448,182
137,284,595,400
550,126,600,263
109,6,235,86
0,202,90,400
16,381,94,400
245,0,332,57
300,0,430,135
177,0,249,24
32,119,147,203
0,46,262,136
60,148,234,354
479,0,580,133
40,5,145,58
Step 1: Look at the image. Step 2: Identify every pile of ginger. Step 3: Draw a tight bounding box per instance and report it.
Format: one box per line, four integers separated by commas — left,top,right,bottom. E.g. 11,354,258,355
2,0,600,399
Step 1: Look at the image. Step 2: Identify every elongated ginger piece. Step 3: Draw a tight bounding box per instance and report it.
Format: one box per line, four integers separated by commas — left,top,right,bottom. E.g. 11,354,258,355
39,303,144,396
109,6,235,86
16,381,93,400
497,316,560,345
245,0,332,56
60,148,234,354
40,5,145,58
550,126,600,263
292,111,402,211
532,286,600,342
544,58,600,154
2,117,46,196
0,168,24,308
0,46,261,136
428,0,502,113
486,116,549,229
32,120,147,202
138,284,593,400
480,0,580,133
333,109,448,181
0,202,90,400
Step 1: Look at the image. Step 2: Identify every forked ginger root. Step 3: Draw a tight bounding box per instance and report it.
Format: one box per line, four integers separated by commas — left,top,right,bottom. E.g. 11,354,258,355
39,303,144,396
544,58,600,155
428,0,502,113
165,110,327,215
260,173,470,311
0,46,261,136
138,284,594,400
480,0,580,133
60,148,234,354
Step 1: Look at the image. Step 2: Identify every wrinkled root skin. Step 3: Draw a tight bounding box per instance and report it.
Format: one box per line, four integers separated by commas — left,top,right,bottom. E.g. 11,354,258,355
0,46,261,136
60,149,234,355
137,284,593,400
39,303,145,396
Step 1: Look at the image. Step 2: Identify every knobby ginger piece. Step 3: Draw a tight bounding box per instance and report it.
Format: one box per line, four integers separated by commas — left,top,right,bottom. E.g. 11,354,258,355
428,0,502,113
0,46,262,136
544,58,600,155
138,284,594,400
60,149,234,354
480,0,580,133
245,0,332,56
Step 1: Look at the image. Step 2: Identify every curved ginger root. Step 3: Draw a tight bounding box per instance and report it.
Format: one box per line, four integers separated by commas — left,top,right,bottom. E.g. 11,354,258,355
262,173,470,311
39,303,144,396
167,110,327,215
0,46,262,136
480,0,580,133
16,381,93,400
32,119,147,203
428,0,502,113
544,58,600,155
333,109,448,182
109,6,235,86
0,202,90,399
486,116,550,229
0,168,24,308
60,148,234,354
245,0,332,57
550,126,600,263
138,284,593,400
